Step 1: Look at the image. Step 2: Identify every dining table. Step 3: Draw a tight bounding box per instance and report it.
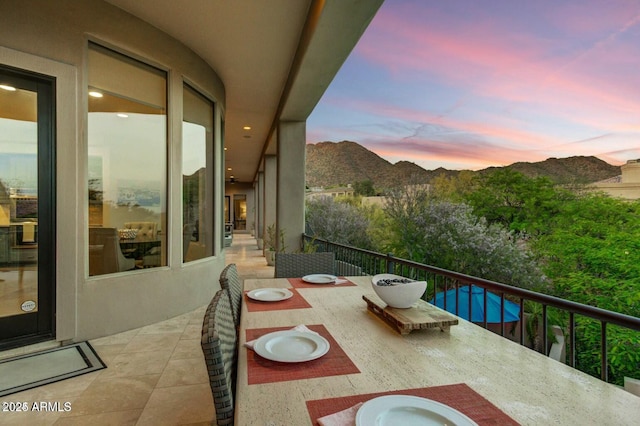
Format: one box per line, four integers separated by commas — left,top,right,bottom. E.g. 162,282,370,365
236,275,640,425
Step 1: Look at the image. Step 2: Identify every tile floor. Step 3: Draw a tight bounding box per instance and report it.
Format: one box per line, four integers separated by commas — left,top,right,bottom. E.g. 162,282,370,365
0,233,273,426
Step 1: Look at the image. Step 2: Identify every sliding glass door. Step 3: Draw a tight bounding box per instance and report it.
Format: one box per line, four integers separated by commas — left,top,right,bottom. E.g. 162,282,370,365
0,66,55,349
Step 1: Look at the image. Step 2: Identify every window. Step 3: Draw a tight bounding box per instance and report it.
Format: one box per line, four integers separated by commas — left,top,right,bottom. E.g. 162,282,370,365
87,43,167,275
182,84,214,262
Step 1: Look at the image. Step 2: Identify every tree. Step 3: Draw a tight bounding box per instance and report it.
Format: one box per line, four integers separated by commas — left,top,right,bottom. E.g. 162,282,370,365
353,180,376,196
376,183,431,261
533,193,640,314
520,192,640,386
464,169,572,236
430,171,475,202
305,196,373,249
376,184,546,289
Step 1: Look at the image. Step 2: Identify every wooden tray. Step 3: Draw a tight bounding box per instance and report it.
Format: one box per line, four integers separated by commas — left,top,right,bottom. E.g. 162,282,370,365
363,295,459,335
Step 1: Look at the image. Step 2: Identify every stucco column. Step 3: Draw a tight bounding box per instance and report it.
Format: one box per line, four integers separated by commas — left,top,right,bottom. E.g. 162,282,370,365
277,121,306,252
253,177,261,238
263,156,277,248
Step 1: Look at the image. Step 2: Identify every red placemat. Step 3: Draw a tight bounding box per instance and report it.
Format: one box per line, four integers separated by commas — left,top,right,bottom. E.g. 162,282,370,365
306,383,519,425
245,324,360,385
287,277,357,288
244,288,312,312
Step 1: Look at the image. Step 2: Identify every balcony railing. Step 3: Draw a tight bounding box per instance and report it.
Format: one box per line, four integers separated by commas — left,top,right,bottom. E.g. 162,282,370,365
303,234,640,384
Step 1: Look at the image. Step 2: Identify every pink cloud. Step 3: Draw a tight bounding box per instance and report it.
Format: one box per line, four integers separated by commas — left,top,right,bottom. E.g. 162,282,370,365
309,1,640,169
356,6,549,83
321,95,553,148
355,2,640,129
372,139,533,167
311,93,636,170
547,2,640,37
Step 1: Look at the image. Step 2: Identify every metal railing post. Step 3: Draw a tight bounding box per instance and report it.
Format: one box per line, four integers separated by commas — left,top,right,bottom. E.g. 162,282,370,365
569,313,576,368
386,253,395,274
601,322,608,382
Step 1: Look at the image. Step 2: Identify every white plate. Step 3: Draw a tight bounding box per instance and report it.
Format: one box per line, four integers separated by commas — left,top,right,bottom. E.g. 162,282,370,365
253,330,330,362
302,274,337,284
356,395,478,426
247,288,293,302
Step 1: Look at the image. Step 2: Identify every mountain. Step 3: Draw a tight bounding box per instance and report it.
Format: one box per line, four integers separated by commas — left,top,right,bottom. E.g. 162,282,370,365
305,141,396,188
305,141,621,190
481,156,621,184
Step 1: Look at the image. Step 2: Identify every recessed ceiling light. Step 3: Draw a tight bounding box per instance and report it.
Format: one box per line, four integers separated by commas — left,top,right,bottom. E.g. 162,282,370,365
117,113,129,118
227,167,232,171
89,91,103,98
224,147,228,151
0,84,17,91
243,126,251,130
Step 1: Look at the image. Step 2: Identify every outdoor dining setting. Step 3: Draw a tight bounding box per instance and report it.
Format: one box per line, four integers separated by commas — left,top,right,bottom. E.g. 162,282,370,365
201,253,640,426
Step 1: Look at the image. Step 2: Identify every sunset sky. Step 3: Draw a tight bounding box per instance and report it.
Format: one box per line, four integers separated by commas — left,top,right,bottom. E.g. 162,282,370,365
307,0,640,171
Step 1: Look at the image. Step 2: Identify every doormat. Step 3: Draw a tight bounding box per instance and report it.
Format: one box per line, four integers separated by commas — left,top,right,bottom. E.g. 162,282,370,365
0,341,106,397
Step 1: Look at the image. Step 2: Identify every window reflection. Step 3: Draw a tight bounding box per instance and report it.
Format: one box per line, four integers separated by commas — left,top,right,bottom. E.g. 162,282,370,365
87,44,167,275
182,84,214,262
0,81,38,316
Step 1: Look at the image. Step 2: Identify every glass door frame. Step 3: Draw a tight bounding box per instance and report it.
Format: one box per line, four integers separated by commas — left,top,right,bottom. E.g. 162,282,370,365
0,65,56,350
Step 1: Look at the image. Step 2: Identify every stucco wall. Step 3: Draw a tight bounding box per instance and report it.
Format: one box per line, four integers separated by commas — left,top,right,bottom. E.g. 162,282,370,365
590,183,640,200
621,160,640,184
592,160,640,200
0,0,227,341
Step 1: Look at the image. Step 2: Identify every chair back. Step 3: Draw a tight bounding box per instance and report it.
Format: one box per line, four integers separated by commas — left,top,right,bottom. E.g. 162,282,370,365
124,221,158,239
220,263,242,327
274,252,335,278
201,289,237,426
335,260,364,276
89,227,135,275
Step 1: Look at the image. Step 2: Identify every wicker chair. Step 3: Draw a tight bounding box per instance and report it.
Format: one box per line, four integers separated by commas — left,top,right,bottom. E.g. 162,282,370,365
201,289,237,426
219,263,242,327
335,260,364,276
88,227,136,275
274,252,335,278
124,221,158,239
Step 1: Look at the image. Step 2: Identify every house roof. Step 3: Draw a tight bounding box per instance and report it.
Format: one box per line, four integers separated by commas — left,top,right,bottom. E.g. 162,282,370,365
105,0,383,183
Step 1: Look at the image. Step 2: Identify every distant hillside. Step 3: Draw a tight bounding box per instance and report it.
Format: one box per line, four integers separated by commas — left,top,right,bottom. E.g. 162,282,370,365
306,141,621,190
305,141,395,188
482,156,621,184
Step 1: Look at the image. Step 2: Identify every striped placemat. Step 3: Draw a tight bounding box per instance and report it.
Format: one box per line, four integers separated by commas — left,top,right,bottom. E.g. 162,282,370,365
287,277,357,288
244,288,312,312
245,324,360,385
306,383,520,425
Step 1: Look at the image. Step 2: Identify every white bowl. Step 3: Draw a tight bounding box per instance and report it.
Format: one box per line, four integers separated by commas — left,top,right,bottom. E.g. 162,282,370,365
371,273,427,308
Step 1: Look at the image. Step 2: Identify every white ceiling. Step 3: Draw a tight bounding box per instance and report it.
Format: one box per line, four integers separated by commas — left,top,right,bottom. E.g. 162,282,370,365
105,0,383,183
